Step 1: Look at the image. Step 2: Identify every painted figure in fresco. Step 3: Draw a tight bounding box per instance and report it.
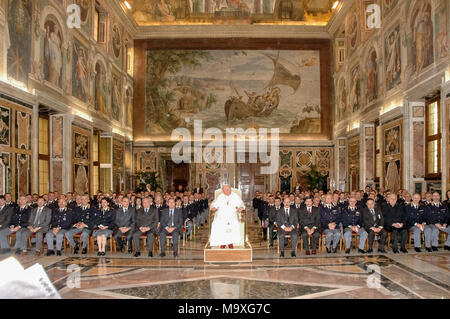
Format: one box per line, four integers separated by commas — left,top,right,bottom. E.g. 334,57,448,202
154,0,176,22
111,77,121,121
44,21,63,87
338,80,346,121
413,3,433,75
7,0,32,84
385,29,400,89
94,63,107,115
112,25,122,59
347,13,358,49
436,10,448,59
125,89,133,127
75,46,88,100
133,2,154,22
349,67,360,112
366,49,377,102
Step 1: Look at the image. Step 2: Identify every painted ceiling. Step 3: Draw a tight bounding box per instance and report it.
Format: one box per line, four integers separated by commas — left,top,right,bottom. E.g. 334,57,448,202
120,0,336,26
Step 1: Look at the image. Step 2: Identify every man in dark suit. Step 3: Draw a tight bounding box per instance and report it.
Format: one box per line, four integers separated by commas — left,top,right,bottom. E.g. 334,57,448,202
4,193,17,209
159,198,183,257
154,195,165,222
20,196,52,256
0,195,14,254
276,197,299,258
383,194,408,253
362,198,387,253
299,197,320,255
114,197,136,253
252,192,261,224
133,197,159,257
268,196,281,247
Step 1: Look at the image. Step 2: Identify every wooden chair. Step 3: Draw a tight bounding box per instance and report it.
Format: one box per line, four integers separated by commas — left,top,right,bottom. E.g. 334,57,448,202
112,235,133,253
408,231,425,249
65,233,95,254
320,233,343,252
159,232,181,254
276,231,297,255
343,231,367,250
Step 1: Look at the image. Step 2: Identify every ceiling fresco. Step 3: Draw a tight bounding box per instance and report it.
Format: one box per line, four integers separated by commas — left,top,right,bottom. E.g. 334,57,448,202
120,0,336,25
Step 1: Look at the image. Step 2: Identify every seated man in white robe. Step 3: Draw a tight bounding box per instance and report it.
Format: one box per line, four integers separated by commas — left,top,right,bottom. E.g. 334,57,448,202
209,185,245,249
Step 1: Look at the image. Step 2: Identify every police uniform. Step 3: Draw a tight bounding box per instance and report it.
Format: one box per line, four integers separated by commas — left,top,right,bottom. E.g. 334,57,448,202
45,207,73,253
405,203,426,249
320,204,342,252
424,202,448,250
0,205,30,251
93,208,116,238
65,205,98,253
341,205,368,253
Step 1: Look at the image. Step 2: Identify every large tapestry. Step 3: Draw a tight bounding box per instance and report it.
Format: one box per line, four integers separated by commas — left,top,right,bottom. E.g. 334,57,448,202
145,49,322,134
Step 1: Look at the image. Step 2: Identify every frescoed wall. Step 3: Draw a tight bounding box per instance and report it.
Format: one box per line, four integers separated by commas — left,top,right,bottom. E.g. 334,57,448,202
6,0,32,85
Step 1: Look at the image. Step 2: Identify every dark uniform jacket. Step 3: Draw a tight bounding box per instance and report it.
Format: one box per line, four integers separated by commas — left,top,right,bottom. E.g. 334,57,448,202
5,201,18,209
362,206,384,230
405,203,426,229
50,208,73,230
341,206,363,228
46,200,58,210
135,207,159,232
424,203,448,225
0,205,14,230
320,205,341,230
299,206,320,230
72,205,98,231
10,206,31,228
95,208,116,229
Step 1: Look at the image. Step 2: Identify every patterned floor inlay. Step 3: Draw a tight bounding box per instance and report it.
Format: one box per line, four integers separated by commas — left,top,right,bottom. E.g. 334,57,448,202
105,277,336,299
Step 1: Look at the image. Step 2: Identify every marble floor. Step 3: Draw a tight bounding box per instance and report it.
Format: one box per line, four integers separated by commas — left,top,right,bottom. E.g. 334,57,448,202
2,221,449,299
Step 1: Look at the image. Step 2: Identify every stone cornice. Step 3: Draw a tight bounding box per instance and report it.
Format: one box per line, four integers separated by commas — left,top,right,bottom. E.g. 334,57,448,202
134,24,331,39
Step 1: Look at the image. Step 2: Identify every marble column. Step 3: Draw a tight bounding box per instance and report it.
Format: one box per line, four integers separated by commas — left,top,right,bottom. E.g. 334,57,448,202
32,103,39,194
407,100,426,195
335,137,347,191
441,80,450,197
0,3,6,81
50,115,64,193
62,114,74,193
362,124,375,189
